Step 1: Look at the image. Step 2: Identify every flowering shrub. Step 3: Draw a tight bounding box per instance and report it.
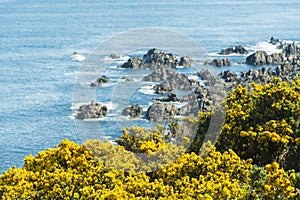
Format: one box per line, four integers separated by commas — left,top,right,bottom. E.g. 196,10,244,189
0,138,297,199
217,78,300,170
1,78,300,199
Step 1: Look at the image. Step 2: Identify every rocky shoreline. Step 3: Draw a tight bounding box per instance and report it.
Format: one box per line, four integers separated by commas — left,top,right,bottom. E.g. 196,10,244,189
75,38,300,121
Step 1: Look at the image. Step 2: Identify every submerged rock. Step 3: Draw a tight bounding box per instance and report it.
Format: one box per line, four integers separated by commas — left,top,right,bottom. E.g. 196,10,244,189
91,75,109,87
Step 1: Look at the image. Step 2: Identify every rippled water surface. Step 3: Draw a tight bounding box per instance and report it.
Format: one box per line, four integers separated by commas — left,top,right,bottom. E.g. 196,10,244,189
1,0,300,172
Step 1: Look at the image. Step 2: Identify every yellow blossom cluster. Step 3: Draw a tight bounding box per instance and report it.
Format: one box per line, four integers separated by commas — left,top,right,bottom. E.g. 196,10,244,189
0,137,297,199
260,162,296,199
1,77,300,199
217,78,300,170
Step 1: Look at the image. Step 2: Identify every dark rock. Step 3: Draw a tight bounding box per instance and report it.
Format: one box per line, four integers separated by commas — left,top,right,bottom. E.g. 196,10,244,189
218,70,240,83
143,68,194,94
234,45,249,54
196,69,223,86
122,104,143,118
269,37,280,45
119,48,193,70
76,101,108,119
153,76,194,94
179,56,193,67
143,68,177,82
219,45,248,55
180,92,201,115
246,51,267,66
154,93,179,102
246,51,285,66
153,81,173,94
91,75,109,87
210,58,232,67
143,48,179,68
119,57,143,69
283,43,300,60
271,52,285,64
219,47,234,55
196,69,214,80
146,102,178,122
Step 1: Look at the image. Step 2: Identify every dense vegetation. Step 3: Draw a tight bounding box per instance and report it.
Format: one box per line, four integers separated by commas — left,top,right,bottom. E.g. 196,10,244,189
1,78,300,199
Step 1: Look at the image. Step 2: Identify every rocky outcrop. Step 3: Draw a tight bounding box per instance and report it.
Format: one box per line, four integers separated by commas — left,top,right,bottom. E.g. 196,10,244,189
209,58,232,67
143,68,177,82
246,51,286,66
218,70,241,83
284,43,300,61
119,57,143,69
122,104,143,118
153,78,195,94
234,45,249,55
76,101,108,119
218,59,300,87
146,102,178,122
143,68,194,94
269,37,280,45
179,56,193,67
219,45,248,55
180,92,202,115
153,81,174,94
143,48,179,68
196,69,224,86
119,48,193,70
91,75,109,87
246,40,300,66
246,51,267,65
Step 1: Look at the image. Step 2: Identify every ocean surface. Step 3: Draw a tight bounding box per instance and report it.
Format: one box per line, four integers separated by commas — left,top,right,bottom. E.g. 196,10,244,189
1,0,300,173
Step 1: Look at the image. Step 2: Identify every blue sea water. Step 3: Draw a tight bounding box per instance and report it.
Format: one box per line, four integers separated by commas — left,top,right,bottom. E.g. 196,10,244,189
1,0,300,173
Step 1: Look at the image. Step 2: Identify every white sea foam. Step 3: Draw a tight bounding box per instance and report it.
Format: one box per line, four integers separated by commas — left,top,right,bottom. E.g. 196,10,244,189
138,84,155,95
188,74,199,80
71,53,86,61
71,102,89,110
104,55,129,64
208,52,247,57
71,101,116,110
172,101,188,108
251,41,282,55
105,102,118,110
